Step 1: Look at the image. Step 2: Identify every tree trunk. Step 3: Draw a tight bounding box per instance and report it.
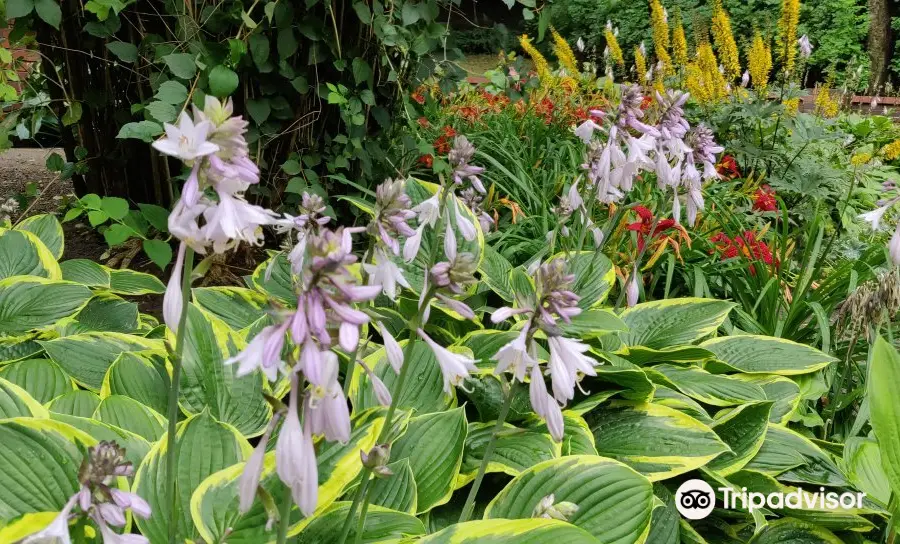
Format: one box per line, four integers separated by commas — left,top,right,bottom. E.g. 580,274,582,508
868,0,892,92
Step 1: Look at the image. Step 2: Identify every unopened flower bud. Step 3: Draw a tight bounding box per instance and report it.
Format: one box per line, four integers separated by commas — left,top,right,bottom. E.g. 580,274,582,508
360,444,391,471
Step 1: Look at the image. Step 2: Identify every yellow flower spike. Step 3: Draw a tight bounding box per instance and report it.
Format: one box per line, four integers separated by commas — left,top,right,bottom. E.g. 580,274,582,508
551,27,580,77
649,0,672,76
634,44,648,84
686,62,712,104
814,81,840,118
519,34,553,88
782,97,800,116
850,152,872,166
882,139,900,161
778,0,800,76
710,0,740,80
671,12,689,68
748,32,773,92
697,43,727,101
605,21,625,67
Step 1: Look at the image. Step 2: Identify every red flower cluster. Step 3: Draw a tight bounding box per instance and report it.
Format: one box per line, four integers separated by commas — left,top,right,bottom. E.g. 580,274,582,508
626,206,677,251
411,91,426,105
710,231,778,275
752,185,777,212
418,154,434,168
434,125,457,155
716,155,740,179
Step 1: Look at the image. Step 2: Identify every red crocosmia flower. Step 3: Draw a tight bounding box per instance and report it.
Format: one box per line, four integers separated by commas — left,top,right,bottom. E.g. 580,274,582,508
626,206,677,251
442,126,457,138
709,230,779,275
640,95,653,110
716,155,741,179
752,185,777,212
417,117,430,128
418,154,433,168
434,135,451,155
411,92,425,105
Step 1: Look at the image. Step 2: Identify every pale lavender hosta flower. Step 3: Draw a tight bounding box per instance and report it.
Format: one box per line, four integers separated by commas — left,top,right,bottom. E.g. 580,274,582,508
493,323,537,382
626,265,641,307
372,178,417,255
418,328,478,394
449,136,486,194
859,187,900,265
459,188,495,234
25,442,151,544
741,71,750,88
529,365,564,441
430,252,478,295
370,372,393,406
276,375,318,517
238,413,281,514
305,351,351,443
798,35,813,59
364,247,411,300
203,192,280,254
225,320,289,382
152,112,220,161
574,117,603,145
547,336,598,403
378,322,404,373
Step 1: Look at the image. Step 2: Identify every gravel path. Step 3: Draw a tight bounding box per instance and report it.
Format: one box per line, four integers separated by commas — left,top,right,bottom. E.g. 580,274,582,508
0,147,72,217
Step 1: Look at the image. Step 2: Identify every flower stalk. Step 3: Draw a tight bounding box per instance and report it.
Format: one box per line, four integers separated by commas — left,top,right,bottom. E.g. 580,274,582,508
166,246,194,544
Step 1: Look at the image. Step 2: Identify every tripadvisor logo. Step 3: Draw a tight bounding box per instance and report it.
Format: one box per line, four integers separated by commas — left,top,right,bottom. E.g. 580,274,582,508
675,479,866,520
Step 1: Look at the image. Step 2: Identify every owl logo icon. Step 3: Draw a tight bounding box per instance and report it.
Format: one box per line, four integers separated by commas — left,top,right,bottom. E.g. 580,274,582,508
675,479,716,520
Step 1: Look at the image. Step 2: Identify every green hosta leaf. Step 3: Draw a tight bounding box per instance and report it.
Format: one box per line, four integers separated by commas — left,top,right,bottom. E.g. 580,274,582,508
870,335,900,502
558,309,628,338
619,298,734,349
650,385,712,424
192,286,268,330
0,229,62,280
587,360,655,401
0,377,49,418
95,394,166,441
62,293,140,334
0,277,91,335
843,437,890,506
0,418,93,519
701,335,836,375
351,340,453,415
47,390,101,417
649,364,767,406
100,351,169,414
134,410,250,544
478,244,514,302
0,358,73,403
707,401,774,475
0,334,44,364
586,400,729,481
746,518,842,543
14,213,64,260
485,455,653,544
420,518,601,543
392,406,467,513
60,259,111,287
106,267,165,295
526,412,598,456
622,345,715,366
50,412,150,468
175,305,271,436
39,331,163,390
744,424,847,486
457,421,557,487
293,502,426,543
646,484,680,544
733,374,801,424
369,458,418,514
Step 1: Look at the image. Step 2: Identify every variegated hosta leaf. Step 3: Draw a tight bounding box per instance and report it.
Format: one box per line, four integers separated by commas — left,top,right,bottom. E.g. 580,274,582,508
100,351,169,415
60,258,111,288
706,401,774,475
586,400,729,481
0,229,61,280
0,418,94,519
292,502,426,543
94,394,167,442
744,424,848,487
618,298,735,350
419,518,602,543
732,374,801,424
50,412,150,468
369,458,418,514
14,213,64,260
650,385,712,424
248,252,295,305
870,336,900,503
622,345,715,366
48,390,101,418
106,267,165,295
0,377,48,418
192,286,268,330
350,339,454,415
646,484,680,544
702,335,836,375
392,406,468,513
175,304,271,436
134,410,251,544
39,331,163,390
57,293,140,335
485,455,654,544
843,437,890,506
0,334,45,364
547,250,615,309
0,276,91,336
746,518,843,543
525,412,598,456
456,421,557,488
649,364,767,407
190,411,384,542
0,358,73,404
